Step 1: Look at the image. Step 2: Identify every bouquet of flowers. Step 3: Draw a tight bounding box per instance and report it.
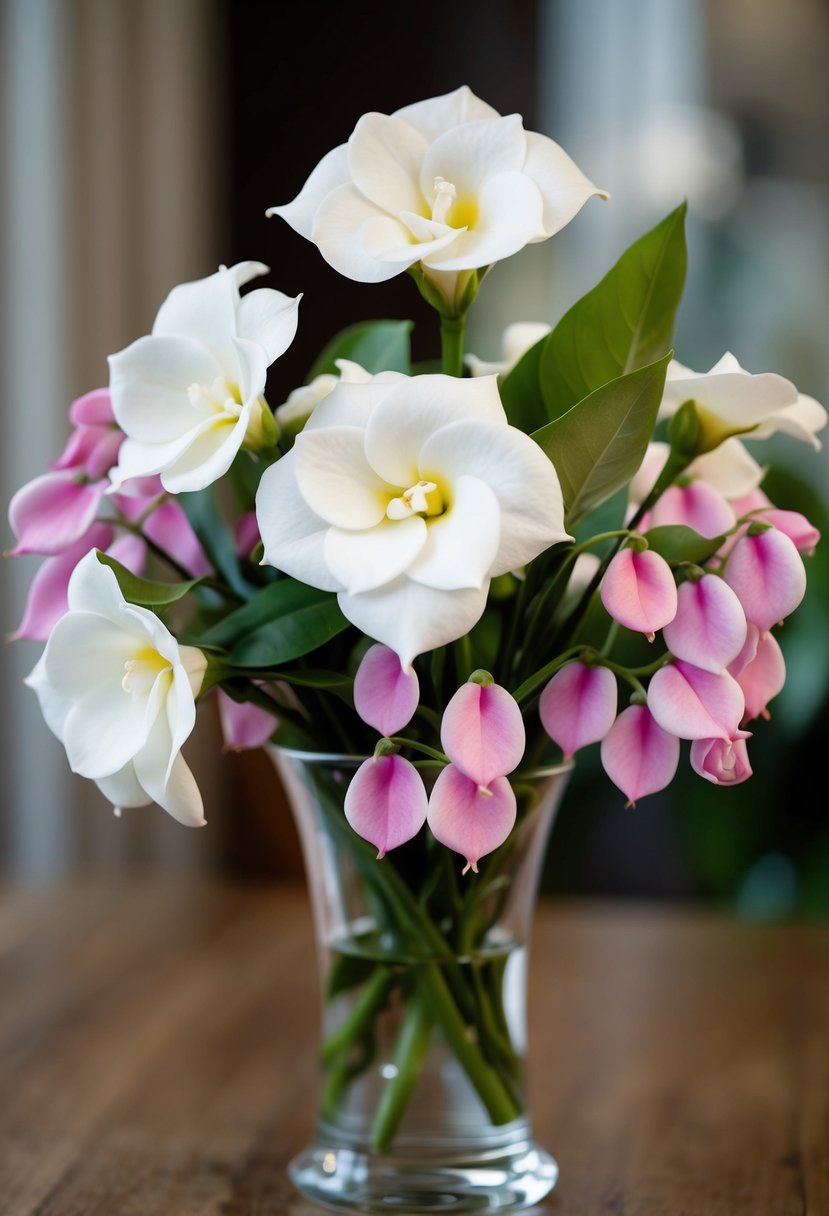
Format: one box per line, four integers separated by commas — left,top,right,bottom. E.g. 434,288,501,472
7,86,824,1210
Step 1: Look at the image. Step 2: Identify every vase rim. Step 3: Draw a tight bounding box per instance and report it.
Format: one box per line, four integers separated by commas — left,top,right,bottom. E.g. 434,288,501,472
270,743,574,780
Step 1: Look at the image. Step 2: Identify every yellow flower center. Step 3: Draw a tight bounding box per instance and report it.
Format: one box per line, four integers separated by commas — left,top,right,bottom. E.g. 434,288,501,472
430,177,478,231
121,646,172,697
386,479,445,521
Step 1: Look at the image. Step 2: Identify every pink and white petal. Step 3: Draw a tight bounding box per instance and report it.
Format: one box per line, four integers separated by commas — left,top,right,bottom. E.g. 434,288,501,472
255,455,341,592
647,661,745,741
354,644,420,736
338,577,489,671
8,472,107,556
724,529,806,631
427,766,516,873
344,754,428,856
393,86,500,142
407,476,499,592
728,622,761,676
267,143,350,240
217,690,278,752
421,115,526,198
423,171,545,271
760,509,820,554
521,130,609,236
293,425,396,529
663,575,747,673
539,663,617,758
94,761,151,810
364,376,506,487
735,632,786,722
600,548,677,637
440,683,525,785
313,183,412,283
68,388,114,427
143,499,210,576
13,523,114,641
347,112,429,214
600,705,680,804
649,481,736,538
236,287,301,364
109,334,225,443
690,734,752,785
419,418,568,573
325,516,427,594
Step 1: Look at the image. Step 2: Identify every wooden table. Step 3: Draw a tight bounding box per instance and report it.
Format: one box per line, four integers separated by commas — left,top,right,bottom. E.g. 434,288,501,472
1,881,827,1214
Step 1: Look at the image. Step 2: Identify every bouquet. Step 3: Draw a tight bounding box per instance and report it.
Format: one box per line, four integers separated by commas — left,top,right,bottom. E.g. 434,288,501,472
7,86,825,1208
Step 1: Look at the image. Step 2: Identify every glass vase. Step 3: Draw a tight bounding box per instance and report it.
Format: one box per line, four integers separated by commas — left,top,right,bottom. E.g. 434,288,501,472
271,747,572,1214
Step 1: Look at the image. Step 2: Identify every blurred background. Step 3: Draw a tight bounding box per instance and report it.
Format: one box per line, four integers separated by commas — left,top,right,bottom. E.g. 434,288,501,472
2,0,828,913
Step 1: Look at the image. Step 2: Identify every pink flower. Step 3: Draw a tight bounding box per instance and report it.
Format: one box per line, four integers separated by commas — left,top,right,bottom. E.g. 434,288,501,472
353,643,420,737
724,527,807,631
600,547,677,641
731,631,786,722
690,733,752,785
427,764,516,874
344,753,428,858
649,480,736,538
600,704,680,806
756,509,820,555
440,678,525,786
648,660,745,740
662,574,747,673
143,499,212,577
235,512,261,559
539,662,617,758
217,690,278,751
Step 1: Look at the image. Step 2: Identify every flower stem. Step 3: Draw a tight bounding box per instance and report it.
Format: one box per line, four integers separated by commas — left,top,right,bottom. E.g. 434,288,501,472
320,967,396,1065
440,314,466,377
370,990,433,1152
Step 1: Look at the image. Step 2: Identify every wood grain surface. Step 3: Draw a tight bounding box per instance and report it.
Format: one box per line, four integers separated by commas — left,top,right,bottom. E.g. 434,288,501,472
0,881,826,1215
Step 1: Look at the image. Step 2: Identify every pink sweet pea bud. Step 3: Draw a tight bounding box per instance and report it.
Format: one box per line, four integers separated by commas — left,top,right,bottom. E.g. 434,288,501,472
723,526,807,631
8,471,108,556
662,573,747,673
732,631,786,722
344,753,428,858
600,704,680,807
217,690,278,751
143,499,213,577
600,546,678,641
690,733,752,785
728,622,760,675
757,509,820,555
68,387,115,428
235,512,261,559
648,660,745,740
440,674,525,786
427,764,517,874
354,643,420,737
539,662,617,758
731,489,772,515
649,480,736,538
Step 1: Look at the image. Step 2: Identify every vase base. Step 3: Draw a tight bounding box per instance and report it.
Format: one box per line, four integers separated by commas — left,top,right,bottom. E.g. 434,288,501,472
289,1137,558,1213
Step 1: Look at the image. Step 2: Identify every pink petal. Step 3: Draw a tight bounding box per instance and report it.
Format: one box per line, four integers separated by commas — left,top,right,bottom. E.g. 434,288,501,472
68,388,114,427
53,425,123,479
648,660,745,740
728,622,761,676
353,643,420,737
235,511,261,558
344,754,428,857
143,499,213,576
662,575,747,673
13,523,114,641
600,705,680,805
724,529,806,631
734,631,786,722
8,471,108,555
731,489,772,515
760,509,820,555
649,481,736,538
217,689,278,751
440,681,525,785
600,548,678,639
690,733,752,785
539,662,617,758
426,764,516,874
105,531,148,575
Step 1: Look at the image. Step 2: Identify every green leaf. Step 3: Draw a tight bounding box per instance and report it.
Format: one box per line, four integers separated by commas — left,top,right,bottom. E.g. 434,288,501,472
306,319,414,380
533,353,671,528
199,579,333,646
96,551,204,607
178,488,258,599
539,203,687,419
498,334,549,433
644,525,725,565
273,668,354,692
203,580,349,667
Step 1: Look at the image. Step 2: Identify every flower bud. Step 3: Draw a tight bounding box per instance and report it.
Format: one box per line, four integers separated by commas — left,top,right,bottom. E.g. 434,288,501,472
732,631,786,722
427,764,516,874
600,547,677,641
353,643,420,737
648,660,744,740
649,480,736,539
344,753,428,858
690,733,752,785
662,574,747,673
600,705,680,806
217,690,278,751
440,678,525,786
539,662,617,758
724,527,806,631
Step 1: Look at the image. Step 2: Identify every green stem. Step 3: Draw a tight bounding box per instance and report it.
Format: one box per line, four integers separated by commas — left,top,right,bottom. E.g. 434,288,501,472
320,967,396,1064
440,314,466,377
389,737,448,764
512,646,586,705
370,990,433,1151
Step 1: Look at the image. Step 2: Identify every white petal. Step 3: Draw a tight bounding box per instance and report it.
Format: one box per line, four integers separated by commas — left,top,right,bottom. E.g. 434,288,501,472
338,577,490,670
690,439,764,499
25,654,70,740
347,112,428,214
62,680,154,778
367,216,465,265
662,368,798,429
325,516,427,593
393,86,500,142
521,130,609,235
423,170,544,271
313,183,412,282
151,264,259,373
236,287,300,364
134,718,205,826
95,762,151,810
158,409,250,494
256,455,342,591
407,475,499,591
419,419,569,574
752,394,827,447
421,115,526,197
267,142,350,239
304,377,402,433
363,374,506,486
166,665,198,773
293,425,395,529
109,335,224,443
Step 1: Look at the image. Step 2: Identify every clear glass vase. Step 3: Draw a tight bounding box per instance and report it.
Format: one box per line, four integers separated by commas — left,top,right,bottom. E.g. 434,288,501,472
271,747,572,1214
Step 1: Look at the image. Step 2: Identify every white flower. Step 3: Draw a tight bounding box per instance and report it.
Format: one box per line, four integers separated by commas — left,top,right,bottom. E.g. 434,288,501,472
660,353,827,451
109,262,300,494
274,359,370,433
26,551,208,825
255,373,569,667
630,439,765,504
267,86,606,292
466,322,552,377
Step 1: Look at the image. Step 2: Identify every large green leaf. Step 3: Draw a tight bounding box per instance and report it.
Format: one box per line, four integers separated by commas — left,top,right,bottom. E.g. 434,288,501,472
306,319,414,380
539,203,687,419
498,333,549,434
96,551,205,607
533,353,671,528
197,579,349,667
644,525,725,565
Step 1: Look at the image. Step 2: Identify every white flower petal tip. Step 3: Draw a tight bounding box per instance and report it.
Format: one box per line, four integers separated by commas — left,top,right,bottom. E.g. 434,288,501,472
353,643,420,736
344,754,428,856
26,551,205,826
427,764,516,873
600,705,680,805
440,680,525,786
539,663,617,758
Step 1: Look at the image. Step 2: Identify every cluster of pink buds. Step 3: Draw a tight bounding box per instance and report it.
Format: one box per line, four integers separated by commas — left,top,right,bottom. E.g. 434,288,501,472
348,645,526,873
7,389,209,641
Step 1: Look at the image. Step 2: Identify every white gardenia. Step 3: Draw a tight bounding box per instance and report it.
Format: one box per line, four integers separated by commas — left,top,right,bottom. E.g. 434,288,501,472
256,373,569,667
660,353,827,450
466,322,552,378
26,551,208,825
274,358,370,433
268,86,607,293
109,262,300,494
